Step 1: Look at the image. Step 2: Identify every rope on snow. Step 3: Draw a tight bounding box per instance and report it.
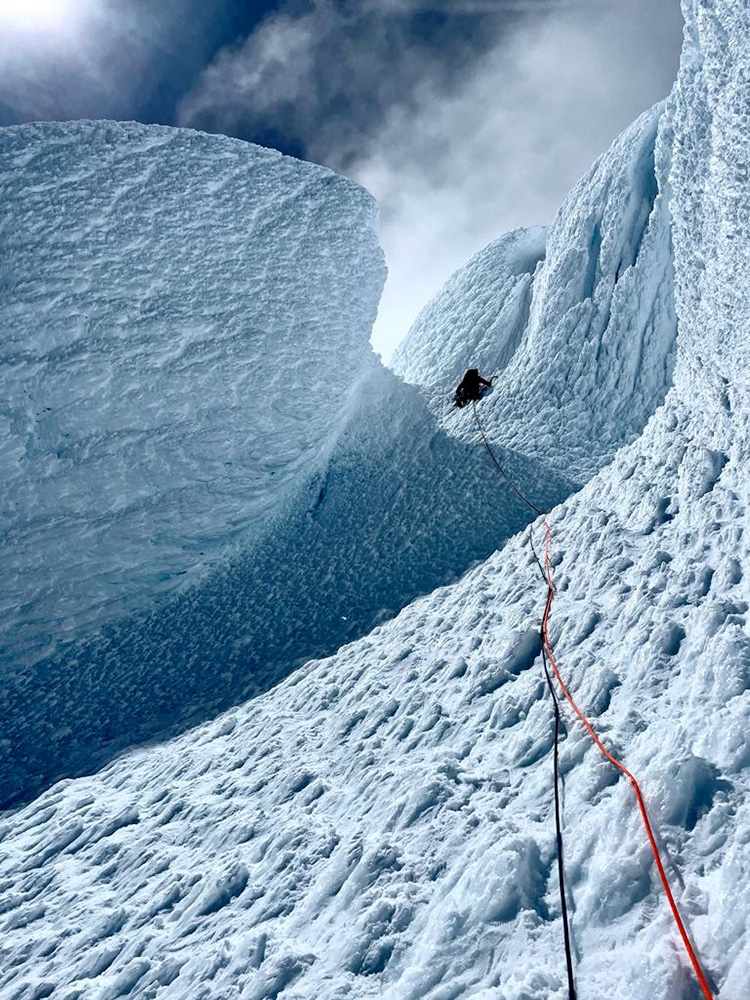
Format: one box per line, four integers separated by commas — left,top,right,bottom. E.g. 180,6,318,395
470,399,713,1000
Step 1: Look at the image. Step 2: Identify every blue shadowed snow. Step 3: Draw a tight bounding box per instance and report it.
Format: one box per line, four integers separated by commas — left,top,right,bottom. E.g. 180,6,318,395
1,361,575,806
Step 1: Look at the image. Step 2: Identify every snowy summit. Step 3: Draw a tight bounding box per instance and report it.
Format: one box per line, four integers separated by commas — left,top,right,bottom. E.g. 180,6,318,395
1,1,749,999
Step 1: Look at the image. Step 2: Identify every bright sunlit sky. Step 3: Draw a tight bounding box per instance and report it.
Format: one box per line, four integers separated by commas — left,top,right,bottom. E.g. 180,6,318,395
0,0,75,30
0,0,683,360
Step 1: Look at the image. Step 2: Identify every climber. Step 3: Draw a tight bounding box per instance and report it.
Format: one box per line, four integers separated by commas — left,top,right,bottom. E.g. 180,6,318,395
454,368,494,408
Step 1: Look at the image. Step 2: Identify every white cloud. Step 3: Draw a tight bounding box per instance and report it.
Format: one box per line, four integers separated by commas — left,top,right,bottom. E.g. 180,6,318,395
178,0,444,165
179,0,683,361
0,1,185,122
178,7,321,133
354,0,683,359
0,0,82,33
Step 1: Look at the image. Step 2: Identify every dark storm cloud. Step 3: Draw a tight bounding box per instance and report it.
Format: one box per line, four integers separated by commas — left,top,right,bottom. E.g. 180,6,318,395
0,1,279,126
379,1,570,9
177,0,530,165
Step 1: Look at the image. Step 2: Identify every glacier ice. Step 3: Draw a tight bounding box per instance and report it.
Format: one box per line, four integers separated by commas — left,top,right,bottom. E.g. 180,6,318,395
394,103,678,485
2,0,750,997
0,120,385,661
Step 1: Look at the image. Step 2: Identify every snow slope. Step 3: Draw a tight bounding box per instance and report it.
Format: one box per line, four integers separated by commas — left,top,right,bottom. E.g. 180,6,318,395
2,1,750,998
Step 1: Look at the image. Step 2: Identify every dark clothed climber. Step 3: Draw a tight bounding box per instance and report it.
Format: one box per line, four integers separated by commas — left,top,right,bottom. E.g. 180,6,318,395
454,368,494,408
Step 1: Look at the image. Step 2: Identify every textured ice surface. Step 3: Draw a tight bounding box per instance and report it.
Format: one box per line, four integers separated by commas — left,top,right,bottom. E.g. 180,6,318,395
392,225,548,389
1,358,574,807
2,1,750,997
394,104,677,484
0,121,385,659
0,123,575,806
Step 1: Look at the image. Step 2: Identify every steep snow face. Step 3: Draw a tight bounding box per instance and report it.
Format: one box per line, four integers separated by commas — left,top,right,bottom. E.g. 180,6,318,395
393,105,677,485
666,0,750,421
2,406,748,999
391,226,547,389
1,125,577,807
0,121,385,665
0,414,737,999
3,3,750,999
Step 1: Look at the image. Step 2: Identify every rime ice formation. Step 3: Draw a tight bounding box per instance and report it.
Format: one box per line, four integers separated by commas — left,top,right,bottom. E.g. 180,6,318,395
0,121,385,662
2,1,750,998
394,104,677,485
0,123,574,807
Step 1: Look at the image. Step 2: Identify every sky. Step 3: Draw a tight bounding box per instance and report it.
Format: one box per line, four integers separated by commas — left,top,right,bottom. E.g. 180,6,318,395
0,0,684,360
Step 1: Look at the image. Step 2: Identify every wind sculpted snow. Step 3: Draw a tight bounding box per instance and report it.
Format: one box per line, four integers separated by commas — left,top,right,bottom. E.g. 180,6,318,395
3,1,750,996
393,103,677,485
0,122,575,806
0,121,385,664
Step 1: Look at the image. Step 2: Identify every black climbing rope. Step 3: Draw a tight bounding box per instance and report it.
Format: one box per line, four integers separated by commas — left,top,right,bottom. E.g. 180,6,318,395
471,399,576,1000
470,401,545,518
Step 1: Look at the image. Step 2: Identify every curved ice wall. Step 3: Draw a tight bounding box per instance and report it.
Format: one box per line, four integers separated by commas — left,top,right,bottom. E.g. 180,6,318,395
0,88,699,807
0,122,574,805
394,105,677,483
1,121,385,662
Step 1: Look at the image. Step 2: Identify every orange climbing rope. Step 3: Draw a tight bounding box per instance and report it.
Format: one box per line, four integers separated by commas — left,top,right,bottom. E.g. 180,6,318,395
538,518,713,1000
470,400,714,1000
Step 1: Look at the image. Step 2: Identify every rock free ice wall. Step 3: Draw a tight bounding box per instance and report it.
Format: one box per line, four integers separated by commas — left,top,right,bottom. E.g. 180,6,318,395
0,122,574,806
0,121,384,663
666,0,750,420
394,104,678,484
2,4,750,998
